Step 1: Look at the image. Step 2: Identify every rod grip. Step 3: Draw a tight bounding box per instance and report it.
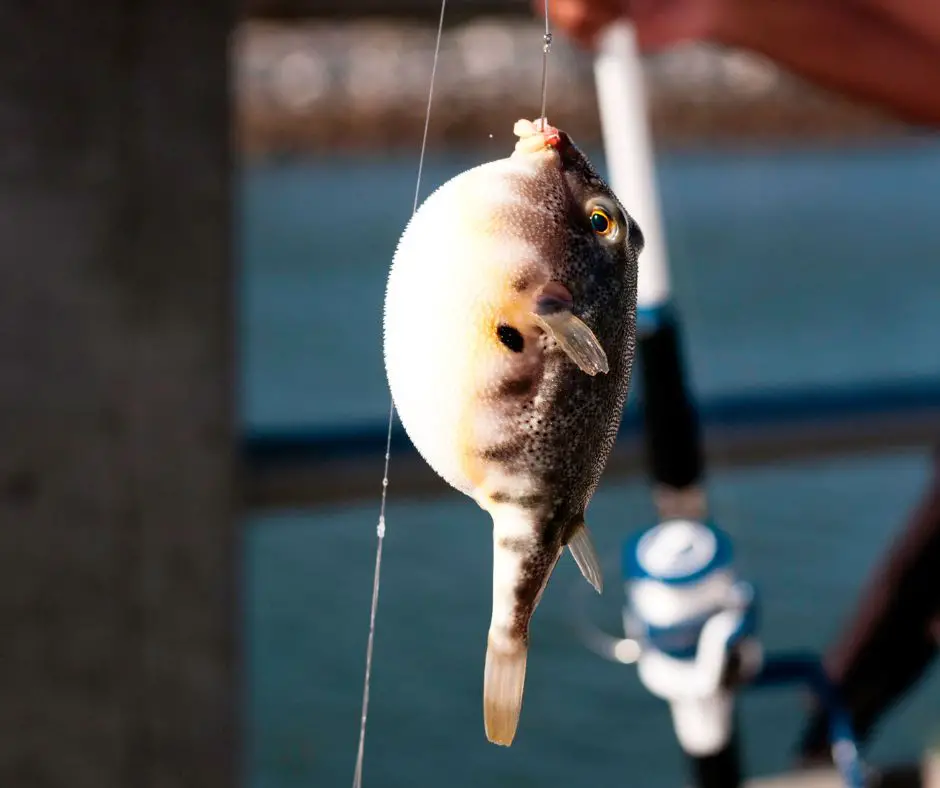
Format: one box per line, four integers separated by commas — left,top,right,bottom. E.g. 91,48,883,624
637,314,705,490
687,733,744,788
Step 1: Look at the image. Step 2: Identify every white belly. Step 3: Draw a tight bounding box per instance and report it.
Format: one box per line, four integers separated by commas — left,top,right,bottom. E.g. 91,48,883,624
383,244,481,496
383,157,548,499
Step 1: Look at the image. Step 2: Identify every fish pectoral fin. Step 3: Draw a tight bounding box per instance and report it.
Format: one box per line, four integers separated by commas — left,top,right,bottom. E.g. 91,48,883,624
567,523,603,594
530,281,609,376
531,311,609,376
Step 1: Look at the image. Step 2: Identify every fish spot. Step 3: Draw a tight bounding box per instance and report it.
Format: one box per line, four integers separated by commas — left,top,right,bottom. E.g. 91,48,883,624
479,442,523,462
497,535,532,553
496,324,524,353
510,273,532,292
490,490,544,508
497,375,536,398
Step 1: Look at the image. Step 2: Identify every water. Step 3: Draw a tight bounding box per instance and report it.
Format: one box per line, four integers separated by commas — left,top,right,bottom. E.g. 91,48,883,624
241,141,940,787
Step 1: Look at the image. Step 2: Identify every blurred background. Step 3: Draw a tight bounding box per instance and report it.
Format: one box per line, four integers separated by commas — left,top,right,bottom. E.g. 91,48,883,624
237,2,940,787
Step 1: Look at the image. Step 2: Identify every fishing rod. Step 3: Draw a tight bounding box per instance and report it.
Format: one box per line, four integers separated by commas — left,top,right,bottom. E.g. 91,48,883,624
594,25,705,525
592,22,737,788
581,22,867,788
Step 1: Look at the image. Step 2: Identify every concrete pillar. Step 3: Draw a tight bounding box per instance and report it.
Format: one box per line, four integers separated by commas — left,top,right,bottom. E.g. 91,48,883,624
0,3,237,787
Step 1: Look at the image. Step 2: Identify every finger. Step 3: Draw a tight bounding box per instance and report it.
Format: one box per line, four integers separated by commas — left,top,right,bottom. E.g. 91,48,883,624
624,0,718,51
547,0,626,48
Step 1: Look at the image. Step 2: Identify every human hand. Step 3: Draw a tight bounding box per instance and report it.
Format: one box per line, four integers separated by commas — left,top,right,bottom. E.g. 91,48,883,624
535,0,737,51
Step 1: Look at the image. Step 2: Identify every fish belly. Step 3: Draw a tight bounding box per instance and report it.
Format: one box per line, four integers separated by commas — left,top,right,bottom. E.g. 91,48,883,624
384,159,551,502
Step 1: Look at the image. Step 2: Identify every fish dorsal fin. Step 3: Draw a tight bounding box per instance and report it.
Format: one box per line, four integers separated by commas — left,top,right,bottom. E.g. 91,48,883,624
568,523,603,594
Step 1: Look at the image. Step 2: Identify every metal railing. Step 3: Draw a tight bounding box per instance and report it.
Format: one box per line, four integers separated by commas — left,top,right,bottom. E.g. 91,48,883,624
243,377,940,510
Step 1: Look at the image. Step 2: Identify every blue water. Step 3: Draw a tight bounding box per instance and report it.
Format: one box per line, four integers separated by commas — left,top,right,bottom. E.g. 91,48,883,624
241,141,940,787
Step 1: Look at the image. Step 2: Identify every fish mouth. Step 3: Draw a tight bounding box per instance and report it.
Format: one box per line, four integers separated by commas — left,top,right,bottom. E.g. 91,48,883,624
511,118,568,162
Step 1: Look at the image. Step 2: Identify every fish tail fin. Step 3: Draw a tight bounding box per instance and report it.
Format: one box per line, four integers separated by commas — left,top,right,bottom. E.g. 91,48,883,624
483,637,528,747
485,511,563,746
567,522,603,594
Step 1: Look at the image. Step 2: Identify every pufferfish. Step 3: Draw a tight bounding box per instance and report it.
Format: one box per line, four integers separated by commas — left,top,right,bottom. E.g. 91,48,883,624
383,118,643,746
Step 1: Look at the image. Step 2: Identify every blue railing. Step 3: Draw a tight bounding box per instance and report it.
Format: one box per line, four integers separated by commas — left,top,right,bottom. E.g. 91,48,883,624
242,376,940,508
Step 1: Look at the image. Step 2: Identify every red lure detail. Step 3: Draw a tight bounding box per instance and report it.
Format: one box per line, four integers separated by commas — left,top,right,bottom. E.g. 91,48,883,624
533,118,562,147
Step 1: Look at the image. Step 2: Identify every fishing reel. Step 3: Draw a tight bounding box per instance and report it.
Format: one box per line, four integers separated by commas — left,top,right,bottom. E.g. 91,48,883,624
622,518,762,756
571,516,867,788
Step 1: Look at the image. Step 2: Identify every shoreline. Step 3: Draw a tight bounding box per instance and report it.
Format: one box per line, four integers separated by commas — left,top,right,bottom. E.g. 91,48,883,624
234,19,922,157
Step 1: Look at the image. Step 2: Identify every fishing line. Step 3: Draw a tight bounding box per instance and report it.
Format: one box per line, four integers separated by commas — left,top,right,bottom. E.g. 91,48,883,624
539,0,553,125
351,2,447,786
352,4,555,782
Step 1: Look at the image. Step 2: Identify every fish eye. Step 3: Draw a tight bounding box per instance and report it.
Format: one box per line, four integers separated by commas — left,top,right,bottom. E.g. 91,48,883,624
587,203,620,242
590,208,612,235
